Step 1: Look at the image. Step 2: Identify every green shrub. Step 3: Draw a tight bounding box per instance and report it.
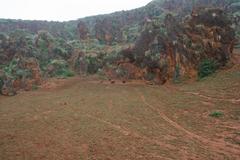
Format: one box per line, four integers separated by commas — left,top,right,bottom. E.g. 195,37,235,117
4,59,18,79
36,31,54,54
49,60,74,78
15,69,32,79
86,56,102,74
103,52,122,66
0,77,4,92
53,47,68,58
53,38,73,59
4,57,36,80
55,68,75,78
144,72,156,81
32,84,39,91
209,111,224,118
116,67,128,78
173,64,181,83
198,59,218,79
50,59,68,68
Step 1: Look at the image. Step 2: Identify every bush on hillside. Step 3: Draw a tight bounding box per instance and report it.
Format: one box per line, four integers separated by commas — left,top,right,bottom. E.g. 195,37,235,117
144,72,156,81
198,59,218,79
116,67,128,78
0,71,4,92
173,64,181,83
86,56,102,74
48,59,75,78
3,58,35,80
209,111,224,118
3,59,18,79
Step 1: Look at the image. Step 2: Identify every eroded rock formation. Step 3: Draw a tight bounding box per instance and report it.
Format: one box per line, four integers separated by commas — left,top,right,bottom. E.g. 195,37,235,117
0,56,42,96
0,0,239,96
78,21,89,40
115,7,235,84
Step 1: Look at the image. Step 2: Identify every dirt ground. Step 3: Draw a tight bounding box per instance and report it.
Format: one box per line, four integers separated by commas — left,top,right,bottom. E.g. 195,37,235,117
0,64,240,159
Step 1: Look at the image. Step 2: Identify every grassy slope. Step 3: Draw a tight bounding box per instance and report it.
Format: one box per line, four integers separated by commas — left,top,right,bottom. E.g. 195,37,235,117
0,64,239,159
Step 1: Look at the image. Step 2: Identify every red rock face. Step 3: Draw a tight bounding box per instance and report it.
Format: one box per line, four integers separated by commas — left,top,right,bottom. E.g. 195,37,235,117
14,58,42,91
0,0,238,89
94,18,123,44
68,49,87,75
23,58,42,86
78,21,89,40
1,57,42,95
116,7,235,84
1,81,16,96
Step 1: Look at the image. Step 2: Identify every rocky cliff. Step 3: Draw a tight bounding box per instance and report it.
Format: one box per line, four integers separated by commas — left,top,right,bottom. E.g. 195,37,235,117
0,0,240,95
115,7,235,84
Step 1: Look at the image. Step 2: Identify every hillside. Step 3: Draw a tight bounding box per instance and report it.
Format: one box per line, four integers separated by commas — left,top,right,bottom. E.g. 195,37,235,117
1,0,239,42
0,0,240,95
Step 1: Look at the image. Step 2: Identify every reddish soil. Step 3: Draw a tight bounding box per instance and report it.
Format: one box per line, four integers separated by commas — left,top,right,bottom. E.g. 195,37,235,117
0,65,239,160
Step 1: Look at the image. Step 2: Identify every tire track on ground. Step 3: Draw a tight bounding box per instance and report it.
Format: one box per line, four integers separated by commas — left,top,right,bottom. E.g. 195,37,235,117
85,114,176,152
165,84,240,104
137,90,240,158
185,92,240,104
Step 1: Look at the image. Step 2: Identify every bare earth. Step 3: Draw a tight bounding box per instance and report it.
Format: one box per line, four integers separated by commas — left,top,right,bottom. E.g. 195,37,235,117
0,65,240,160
